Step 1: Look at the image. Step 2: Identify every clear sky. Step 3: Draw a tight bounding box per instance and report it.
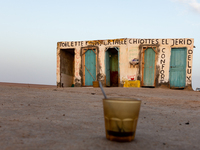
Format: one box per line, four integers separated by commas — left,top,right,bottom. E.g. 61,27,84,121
0,0,200,90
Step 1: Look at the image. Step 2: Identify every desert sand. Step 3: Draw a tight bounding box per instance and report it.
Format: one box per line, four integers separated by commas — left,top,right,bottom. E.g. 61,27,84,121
0,82,200,150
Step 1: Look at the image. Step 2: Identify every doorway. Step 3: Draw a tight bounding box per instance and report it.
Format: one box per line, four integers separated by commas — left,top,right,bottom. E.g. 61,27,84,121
60,49,75,87
169,48,187,88
142,47,157,87
105,47,119,87
83,48,97,86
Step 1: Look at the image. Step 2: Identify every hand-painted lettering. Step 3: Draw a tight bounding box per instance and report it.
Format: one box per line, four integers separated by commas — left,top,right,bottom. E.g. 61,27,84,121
124,39,127,45
187,39,192,45
187,49,192,81
156,39,159,44
162,48,165,53
140,39,144,44
108,40,111,45
162,39,165,45
132,39,137,44
188,55,191,61
188,61,192,68
161,54,165,59
187,69,192,74
171,39,186,46
188,49,193,54
129,39,132,44
160,48,166,82
179,39,183,44
59,38,192,47
187,76,191,82
161,64,165,70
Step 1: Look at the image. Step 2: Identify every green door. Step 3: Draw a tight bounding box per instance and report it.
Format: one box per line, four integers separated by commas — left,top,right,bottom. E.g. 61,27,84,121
85,49,96,86
143,48,155,86
169,48,186,88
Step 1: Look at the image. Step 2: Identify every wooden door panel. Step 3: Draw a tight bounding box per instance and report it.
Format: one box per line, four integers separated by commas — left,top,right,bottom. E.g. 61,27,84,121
85,49,96,86
170,48,186,88
143,48,155,86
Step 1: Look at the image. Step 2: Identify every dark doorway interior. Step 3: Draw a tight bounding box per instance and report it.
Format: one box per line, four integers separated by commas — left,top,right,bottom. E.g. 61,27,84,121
106,48,118,87
60,49,75,87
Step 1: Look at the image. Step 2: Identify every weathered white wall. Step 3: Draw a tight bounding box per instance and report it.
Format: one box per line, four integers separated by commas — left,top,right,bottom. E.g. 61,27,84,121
57,38,194,89
56,46,60,87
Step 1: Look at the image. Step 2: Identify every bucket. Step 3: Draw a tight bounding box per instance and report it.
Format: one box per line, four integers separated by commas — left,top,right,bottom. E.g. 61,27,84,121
93,81,99,87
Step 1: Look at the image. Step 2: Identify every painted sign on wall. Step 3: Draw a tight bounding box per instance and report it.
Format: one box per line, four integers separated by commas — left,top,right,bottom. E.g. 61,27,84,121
187,47,193,83
160,48,166,83
59,38,193,48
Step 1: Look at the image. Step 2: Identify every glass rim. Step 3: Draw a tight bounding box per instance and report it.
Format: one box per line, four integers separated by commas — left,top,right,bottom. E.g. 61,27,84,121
103,97,141,101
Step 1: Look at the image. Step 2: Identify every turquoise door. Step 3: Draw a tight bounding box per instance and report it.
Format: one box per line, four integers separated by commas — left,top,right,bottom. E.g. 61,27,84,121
143,48,155,86
85,49,96,86
169,48,186,88
105,50,110,86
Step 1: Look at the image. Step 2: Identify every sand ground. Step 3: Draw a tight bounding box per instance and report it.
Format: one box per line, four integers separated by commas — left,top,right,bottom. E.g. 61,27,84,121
0,83,200,150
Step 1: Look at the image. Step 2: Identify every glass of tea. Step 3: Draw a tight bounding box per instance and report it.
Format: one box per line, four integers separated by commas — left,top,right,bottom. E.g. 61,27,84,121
103,98,141,142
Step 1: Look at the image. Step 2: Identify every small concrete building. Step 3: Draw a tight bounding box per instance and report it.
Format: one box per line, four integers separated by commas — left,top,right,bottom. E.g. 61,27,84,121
57,38,194,90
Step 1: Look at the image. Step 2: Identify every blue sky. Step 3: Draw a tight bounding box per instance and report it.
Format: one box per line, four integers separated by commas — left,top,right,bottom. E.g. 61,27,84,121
0,0,200,89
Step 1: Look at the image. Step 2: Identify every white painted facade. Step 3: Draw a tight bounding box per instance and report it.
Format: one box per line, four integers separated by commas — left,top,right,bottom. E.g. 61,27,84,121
57,38,194,90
